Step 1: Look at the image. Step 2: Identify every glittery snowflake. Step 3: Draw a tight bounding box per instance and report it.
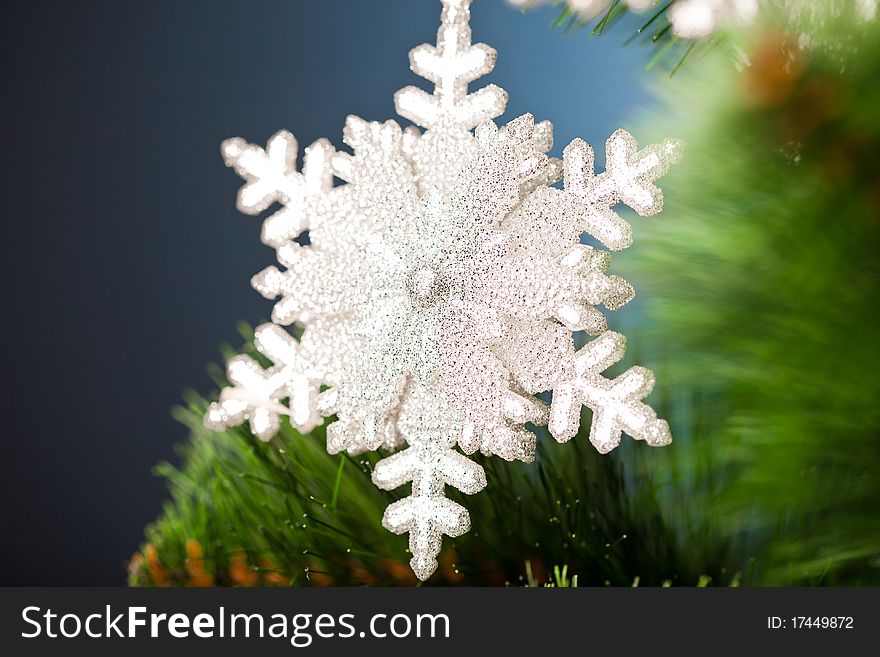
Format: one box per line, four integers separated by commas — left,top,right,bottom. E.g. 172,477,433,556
205,0,681,581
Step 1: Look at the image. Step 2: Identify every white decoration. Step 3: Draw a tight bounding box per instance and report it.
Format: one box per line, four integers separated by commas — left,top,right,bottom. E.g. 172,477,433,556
668,0,758,39
205,0,680,580
508,0,877,40
507,0,656,21
668,0,878,40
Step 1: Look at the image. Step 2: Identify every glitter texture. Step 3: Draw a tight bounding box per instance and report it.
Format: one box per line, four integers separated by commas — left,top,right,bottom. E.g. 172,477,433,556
205,0,680,580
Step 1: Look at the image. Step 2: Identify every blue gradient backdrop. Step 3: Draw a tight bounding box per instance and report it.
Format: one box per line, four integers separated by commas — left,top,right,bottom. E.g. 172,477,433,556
0,0,655,584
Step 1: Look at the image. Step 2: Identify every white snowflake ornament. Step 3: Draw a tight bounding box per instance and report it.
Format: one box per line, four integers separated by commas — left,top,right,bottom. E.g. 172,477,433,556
205,0,681,580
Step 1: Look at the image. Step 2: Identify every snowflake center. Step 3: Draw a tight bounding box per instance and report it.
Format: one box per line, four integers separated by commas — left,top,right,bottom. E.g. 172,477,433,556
406,266,447,307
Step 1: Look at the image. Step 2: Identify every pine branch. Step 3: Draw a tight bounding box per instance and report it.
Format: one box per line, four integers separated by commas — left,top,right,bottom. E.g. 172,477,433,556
130,342,734,586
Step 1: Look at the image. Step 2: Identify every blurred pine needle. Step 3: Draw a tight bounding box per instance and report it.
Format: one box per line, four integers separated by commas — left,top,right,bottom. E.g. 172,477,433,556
620,6,880,585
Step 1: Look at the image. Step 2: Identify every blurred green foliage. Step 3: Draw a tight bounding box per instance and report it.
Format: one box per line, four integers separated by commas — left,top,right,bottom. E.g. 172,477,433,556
621,7,880,585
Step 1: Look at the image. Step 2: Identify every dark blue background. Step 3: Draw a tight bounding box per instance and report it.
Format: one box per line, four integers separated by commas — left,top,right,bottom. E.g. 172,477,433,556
0,0,654,584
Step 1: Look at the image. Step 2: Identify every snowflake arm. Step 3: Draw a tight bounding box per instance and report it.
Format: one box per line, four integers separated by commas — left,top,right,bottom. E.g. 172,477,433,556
486,241,634,335
332,116,418,213
548,331,672,453
221,131,335,247
205,323,323,441
251,244,363,326
205,354,285,441
395,0,509,195
373,444,486,581
372,383,487,581
394,0,507,132
252,323,324,431
564,130,682,251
